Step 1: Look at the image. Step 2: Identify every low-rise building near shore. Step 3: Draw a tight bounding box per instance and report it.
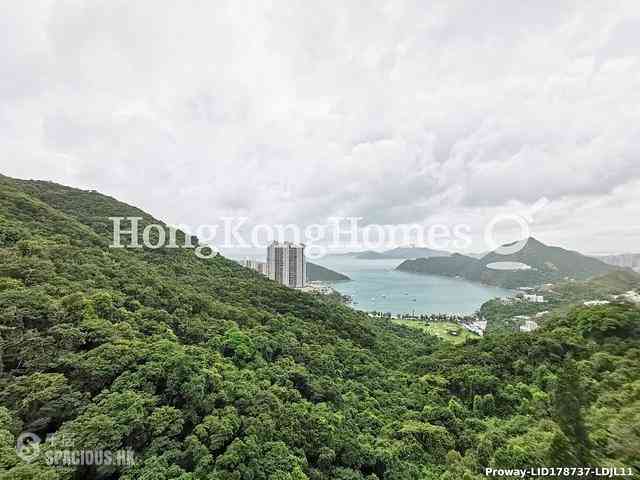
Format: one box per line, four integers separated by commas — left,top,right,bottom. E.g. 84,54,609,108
584,300,611,306
462,319,488,336
520,319,539,332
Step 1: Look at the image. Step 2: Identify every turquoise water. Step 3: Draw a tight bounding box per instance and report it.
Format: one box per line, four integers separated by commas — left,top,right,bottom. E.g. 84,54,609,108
315,257,512,315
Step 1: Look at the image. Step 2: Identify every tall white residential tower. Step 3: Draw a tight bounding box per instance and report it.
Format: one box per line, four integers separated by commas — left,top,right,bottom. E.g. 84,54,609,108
267,241,306,288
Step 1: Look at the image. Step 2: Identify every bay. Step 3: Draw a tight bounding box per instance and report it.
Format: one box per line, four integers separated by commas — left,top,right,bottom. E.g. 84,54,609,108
315,256,512,315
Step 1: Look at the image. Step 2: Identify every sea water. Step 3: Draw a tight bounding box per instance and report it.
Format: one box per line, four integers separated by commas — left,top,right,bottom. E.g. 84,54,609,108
315,257,512,315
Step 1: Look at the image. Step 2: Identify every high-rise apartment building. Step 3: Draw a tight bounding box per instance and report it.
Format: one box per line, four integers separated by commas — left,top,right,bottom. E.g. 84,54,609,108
267,241,306,288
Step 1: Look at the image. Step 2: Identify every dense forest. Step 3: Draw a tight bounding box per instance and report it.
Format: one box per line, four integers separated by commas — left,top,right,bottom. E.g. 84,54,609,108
0,174,638,479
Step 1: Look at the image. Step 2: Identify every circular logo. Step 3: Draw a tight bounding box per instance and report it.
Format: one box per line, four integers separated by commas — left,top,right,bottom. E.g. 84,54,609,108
16,432,41,463
484,213,530,256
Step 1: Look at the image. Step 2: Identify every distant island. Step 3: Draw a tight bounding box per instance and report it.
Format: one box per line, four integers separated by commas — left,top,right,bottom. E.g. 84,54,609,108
306,262,350,282
352,250,390,260
396,237,625,288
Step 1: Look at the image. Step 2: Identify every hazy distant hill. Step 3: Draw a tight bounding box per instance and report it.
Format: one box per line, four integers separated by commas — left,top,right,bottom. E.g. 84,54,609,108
306,262,350,281
397,237,622,288
586,269,640,293
380,246,450,259
353,250,389,260
594,253,640,272
331,246,449,260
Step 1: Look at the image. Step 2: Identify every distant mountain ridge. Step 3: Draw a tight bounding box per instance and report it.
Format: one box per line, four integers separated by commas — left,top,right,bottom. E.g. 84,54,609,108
396,237,624,288
352,250,390,260
382,246,450,258
331,246,450,260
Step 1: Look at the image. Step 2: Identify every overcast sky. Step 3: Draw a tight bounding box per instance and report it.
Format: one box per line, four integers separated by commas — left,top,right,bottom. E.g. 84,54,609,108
1,1,639,254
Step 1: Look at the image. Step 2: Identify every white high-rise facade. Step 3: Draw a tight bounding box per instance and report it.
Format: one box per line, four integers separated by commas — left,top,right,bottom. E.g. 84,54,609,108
267,241,306,288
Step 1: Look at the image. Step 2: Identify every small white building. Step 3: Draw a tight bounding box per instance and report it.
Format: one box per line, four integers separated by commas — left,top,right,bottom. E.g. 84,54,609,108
617,291,640,304
523,294,545,303
462,320,488,337
519,319,539,332
583,300,611,306
301,282,334,295
240,258,269,276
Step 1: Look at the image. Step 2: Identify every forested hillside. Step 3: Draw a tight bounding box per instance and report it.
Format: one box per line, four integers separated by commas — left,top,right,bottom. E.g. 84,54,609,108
306,263,350,282
0,174,638,479
396,254,478,278
397,238,621,288
480,270,640,334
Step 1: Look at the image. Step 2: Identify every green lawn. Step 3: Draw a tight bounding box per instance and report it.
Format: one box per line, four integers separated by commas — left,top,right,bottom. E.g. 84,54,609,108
392,319,477,344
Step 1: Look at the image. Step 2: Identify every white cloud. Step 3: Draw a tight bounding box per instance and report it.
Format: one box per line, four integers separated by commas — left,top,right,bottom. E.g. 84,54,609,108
1,0,639,253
